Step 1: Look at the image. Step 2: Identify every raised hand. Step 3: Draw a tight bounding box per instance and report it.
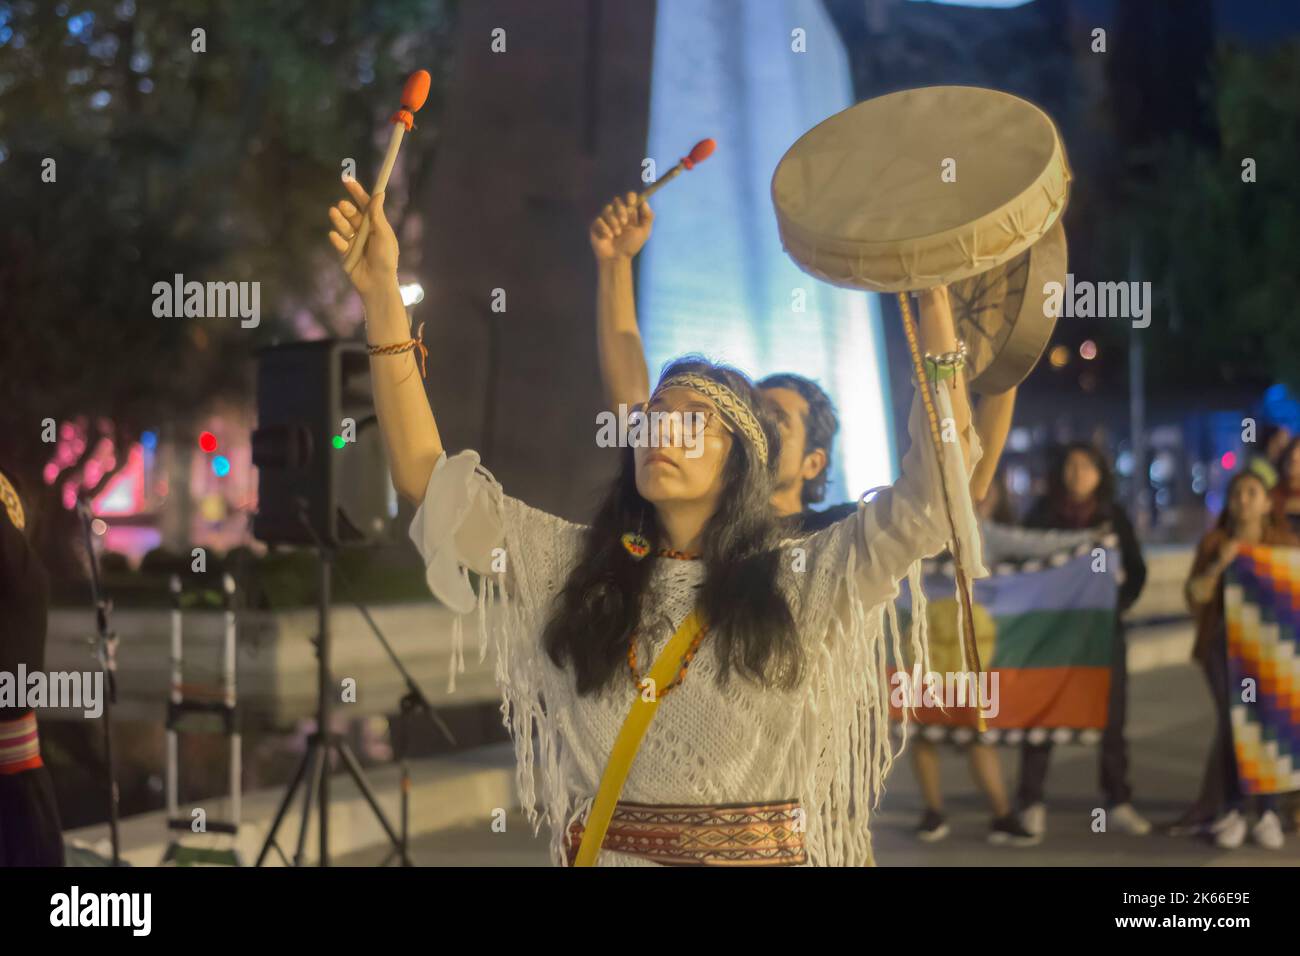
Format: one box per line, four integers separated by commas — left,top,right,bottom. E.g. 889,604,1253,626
329,177,399,300
590,192,654,261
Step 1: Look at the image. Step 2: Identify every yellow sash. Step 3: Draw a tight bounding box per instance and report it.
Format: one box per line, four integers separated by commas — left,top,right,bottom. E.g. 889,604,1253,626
572,608,706,867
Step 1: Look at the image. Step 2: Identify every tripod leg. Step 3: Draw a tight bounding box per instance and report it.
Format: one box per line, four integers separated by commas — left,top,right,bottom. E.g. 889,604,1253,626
336,741,407,862
293,743,325,866
402,758,410,867
255,745,313,867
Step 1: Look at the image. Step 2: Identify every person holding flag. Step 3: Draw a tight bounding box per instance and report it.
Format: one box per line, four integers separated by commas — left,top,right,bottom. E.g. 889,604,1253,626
1182,467,1297,849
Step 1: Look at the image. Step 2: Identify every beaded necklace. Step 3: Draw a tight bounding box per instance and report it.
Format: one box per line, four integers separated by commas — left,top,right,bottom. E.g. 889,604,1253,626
626,547,706,696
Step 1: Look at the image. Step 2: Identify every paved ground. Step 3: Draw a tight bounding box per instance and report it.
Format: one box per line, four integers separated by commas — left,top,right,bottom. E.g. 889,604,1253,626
339,647,1300,867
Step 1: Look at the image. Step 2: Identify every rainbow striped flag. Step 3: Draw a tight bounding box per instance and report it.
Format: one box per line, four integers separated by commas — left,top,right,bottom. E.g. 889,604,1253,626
1223,545,1300,796
890,535,1118,745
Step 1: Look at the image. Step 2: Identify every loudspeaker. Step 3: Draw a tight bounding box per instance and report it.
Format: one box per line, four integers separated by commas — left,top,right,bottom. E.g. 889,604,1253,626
252,340,394,547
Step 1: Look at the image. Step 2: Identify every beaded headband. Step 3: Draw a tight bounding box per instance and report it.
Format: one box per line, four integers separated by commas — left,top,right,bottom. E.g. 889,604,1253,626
652,373,769,466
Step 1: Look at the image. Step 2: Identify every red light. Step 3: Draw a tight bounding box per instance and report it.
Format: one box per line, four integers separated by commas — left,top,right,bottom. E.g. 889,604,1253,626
199,432,218,453
1221,451,1237,470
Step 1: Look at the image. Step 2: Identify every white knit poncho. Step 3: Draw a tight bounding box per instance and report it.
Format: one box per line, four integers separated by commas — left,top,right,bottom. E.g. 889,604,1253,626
409,381,986,866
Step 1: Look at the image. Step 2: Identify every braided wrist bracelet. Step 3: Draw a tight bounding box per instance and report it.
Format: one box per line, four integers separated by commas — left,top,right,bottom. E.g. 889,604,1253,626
367,320,428,378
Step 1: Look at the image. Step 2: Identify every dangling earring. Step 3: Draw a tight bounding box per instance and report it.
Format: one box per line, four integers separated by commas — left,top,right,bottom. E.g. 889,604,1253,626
621,508,650,560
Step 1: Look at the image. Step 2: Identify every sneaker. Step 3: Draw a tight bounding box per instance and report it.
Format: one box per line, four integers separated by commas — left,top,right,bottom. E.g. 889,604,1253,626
988,812,1041,847
1211,810,1246,849
1252,811,1285,850
1019,803,1046,838
1110,802,1152,836
915,809,950,843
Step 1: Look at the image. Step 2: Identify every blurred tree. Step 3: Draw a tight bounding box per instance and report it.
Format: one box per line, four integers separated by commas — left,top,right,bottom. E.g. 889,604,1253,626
1097,40,1300,393
0,0,458,574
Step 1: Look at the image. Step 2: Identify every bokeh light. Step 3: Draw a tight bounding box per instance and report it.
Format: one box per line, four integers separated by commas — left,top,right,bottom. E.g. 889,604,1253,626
212,455,231,477
199,431,218,453
399,282,425,307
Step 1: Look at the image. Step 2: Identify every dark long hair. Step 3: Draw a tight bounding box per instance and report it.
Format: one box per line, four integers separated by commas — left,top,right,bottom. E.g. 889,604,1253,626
541,358,801,695
1216,469,1275,535
1041,441,1117,521
757,372,839,506
1279,436,1300,486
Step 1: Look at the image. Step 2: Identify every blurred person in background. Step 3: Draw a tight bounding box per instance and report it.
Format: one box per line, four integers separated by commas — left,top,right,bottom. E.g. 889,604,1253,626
1259,424,1290,470
1178,467,1296,849
1015,442,1149,839
1272,435,1300,537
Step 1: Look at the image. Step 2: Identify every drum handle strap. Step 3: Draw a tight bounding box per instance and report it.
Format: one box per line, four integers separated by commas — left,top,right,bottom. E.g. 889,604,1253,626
572,608,707,867
897,292,986,734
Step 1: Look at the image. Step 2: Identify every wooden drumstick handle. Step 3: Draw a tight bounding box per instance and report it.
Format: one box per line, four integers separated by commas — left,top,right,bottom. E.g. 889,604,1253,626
635,138,715,204
342,70,431,275
637,164,683,201
342,124,405,273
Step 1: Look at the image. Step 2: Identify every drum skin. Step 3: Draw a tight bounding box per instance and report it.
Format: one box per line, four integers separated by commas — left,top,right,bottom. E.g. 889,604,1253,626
773,85,1070,291
772,85,1071,393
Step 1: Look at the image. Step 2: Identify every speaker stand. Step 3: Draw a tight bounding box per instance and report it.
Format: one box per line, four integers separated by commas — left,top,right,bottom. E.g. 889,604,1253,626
255,547,408,866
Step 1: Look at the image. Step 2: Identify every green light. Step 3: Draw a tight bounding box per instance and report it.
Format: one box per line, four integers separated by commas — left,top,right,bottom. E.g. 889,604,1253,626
332,436,345,449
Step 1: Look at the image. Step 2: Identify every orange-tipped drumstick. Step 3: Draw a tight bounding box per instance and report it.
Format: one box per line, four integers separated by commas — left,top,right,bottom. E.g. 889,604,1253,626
343,70,431,273
637,139,715,202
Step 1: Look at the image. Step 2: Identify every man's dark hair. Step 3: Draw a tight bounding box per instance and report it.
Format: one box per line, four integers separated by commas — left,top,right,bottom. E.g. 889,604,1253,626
757,373,838,506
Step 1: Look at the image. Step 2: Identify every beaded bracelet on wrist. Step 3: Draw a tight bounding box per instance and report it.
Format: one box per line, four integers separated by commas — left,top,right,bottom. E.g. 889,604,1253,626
922,339,968,383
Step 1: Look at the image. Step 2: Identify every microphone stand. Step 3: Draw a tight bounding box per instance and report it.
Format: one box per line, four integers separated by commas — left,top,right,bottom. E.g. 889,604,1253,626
76,496,122,866
380,663,453,866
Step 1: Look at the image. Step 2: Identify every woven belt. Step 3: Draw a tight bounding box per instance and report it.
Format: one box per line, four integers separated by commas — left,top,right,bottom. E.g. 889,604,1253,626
566,799,807,867
0,712,43,775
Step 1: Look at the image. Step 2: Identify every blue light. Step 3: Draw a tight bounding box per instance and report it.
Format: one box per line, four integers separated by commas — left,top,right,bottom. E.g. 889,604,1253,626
67,12,95,37
140,430,157,451
1260,383,1300,432
908,0,1033,6
639,0,896,501
212,455,231,477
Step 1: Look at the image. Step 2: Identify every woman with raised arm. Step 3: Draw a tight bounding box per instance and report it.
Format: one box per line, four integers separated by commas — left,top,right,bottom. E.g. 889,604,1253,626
327,178,984,867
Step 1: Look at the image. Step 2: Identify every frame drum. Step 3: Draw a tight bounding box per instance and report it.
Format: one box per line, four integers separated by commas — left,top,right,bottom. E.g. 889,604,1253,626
772,86,1071,393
